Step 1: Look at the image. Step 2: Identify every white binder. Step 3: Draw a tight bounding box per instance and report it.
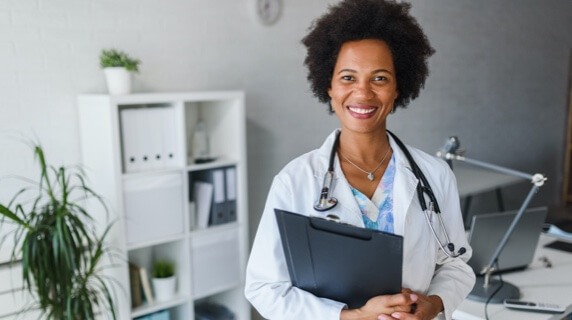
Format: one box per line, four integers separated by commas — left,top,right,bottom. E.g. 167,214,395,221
162,107,179,167
120,108,141,172
194,181,213,229
145,108,165,170
135,109,153,171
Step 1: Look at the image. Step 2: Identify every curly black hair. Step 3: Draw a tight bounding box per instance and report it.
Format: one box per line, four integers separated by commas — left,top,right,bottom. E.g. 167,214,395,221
301,0,434,112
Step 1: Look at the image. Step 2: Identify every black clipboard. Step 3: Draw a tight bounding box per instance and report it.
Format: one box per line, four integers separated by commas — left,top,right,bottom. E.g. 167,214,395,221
275,209,403,309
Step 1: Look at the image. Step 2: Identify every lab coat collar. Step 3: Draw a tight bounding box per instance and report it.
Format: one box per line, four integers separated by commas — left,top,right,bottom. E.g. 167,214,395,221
388,132,419,236
314,129,419,234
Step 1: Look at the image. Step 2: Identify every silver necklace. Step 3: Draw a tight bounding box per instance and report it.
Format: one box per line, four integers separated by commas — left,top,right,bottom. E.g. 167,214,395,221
340,145,392,182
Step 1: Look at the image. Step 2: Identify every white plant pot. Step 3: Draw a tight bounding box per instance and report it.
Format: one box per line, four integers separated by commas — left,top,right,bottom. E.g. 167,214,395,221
103,67,132,95
152,276,176,302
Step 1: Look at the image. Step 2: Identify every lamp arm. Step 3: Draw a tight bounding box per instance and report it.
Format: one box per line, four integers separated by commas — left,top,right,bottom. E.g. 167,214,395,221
480,183,540,275
445,154,534,181
441,152,548,277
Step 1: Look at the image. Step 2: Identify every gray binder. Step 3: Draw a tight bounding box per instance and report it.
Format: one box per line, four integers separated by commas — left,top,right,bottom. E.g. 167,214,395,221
275,209,403,309
192,169,226,225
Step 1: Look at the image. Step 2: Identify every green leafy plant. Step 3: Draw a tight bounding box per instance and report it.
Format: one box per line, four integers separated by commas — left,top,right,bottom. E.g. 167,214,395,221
0,145,118,319
152,260,175,279
99,48,140,72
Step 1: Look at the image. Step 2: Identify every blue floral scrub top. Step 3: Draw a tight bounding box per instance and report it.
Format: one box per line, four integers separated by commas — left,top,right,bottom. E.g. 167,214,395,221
350,154,396,233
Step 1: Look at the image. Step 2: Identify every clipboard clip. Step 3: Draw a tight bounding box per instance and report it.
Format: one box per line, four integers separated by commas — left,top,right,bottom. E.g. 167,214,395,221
310,214,372,240
310,213,352,226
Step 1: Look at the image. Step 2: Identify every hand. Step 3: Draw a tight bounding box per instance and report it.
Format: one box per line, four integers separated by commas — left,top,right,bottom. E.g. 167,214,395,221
378,288,443,320
340,292,418,320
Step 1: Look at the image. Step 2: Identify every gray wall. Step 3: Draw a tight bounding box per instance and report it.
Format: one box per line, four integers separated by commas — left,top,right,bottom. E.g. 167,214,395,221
249,0,572,242
0,0,570,318
390,1,572,214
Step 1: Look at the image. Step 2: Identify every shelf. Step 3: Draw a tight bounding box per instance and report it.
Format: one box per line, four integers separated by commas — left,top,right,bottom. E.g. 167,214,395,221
127,233,187,251
122,167,183,180
131,293,190,318
192,282,242,301
186,157,238,172
190,221,240,237
80,91,244,106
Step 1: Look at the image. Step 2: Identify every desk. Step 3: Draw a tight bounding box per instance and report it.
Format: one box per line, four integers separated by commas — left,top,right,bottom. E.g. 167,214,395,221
453,234,572,320
453,162,524,227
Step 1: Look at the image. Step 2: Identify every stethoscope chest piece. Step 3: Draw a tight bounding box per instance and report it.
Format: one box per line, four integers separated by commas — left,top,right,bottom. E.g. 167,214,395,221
314,195,338,211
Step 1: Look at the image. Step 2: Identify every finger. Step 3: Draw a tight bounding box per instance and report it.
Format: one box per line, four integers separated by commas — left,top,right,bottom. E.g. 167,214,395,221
399,289,418,304
383,293,416,306
390,304,414,313
390,311,418,320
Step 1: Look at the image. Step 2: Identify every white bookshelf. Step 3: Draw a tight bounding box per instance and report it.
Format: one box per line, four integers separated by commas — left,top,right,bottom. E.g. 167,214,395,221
77,91,250,320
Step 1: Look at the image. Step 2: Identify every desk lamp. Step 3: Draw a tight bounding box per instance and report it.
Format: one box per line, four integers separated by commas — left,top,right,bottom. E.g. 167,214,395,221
436,136,547,303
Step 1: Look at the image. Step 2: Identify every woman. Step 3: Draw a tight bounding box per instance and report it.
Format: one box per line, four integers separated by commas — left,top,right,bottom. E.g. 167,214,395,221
245,1,475,319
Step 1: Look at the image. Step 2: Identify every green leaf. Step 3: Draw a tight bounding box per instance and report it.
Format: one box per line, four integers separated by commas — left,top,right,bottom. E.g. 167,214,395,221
0,204,31,229
100,48,140,73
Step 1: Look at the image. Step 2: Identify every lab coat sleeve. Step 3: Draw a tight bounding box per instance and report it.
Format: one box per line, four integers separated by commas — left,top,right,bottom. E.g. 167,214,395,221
245,174,347,320
426,164,476,320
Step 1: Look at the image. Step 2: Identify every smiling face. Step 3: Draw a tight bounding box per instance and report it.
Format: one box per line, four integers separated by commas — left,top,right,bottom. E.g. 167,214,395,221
328,39,399,135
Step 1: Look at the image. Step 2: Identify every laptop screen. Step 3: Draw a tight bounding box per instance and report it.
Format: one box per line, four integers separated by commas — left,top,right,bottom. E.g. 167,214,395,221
467,207,547,274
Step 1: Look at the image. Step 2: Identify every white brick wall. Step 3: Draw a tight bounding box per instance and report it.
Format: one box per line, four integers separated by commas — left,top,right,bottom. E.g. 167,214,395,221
0,1,327,318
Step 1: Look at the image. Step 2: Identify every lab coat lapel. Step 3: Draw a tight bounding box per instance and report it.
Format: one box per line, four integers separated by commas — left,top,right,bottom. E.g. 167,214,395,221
313,130,364,227
388,134,419,236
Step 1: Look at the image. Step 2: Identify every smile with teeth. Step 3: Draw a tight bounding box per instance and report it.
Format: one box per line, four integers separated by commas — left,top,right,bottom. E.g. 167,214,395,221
348,106,377,114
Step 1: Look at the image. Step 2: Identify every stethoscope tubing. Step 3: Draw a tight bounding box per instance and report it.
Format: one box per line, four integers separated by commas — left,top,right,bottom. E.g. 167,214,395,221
314,129,465,258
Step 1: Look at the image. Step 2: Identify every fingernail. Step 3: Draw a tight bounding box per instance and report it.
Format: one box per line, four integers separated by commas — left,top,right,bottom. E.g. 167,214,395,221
392,313,401,319
410,293,418,301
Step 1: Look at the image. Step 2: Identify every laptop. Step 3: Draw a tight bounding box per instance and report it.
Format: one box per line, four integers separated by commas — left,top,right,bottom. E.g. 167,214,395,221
274,209,403,308
467,207,547,275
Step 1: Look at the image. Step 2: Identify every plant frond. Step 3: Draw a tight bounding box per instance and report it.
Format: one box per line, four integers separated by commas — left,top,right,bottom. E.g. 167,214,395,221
0,204,31,229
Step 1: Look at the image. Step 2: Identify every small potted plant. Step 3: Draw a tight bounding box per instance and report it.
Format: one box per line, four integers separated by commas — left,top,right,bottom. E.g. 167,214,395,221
99,48,141,95
151,259,176,301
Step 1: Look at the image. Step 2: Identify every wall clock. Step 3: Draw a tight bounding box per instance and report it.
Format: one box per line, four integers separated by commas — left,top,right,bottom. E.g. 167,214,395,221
256,0,282,26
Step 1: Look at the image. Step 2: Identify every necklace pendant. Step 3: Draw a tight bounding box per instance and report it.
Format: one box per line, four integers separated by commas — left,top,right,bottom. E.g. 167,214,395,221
367,173,374,181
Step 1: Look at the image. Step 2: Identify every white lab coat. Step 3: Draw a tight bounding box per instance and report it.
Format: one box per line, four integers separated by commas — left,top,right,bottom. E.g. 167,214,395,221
245,130,475,320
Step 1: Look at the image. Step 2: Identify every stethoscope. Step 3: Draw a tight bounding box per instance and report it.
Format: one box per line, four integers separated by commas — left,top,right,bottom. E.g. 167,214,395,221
314,129,466,258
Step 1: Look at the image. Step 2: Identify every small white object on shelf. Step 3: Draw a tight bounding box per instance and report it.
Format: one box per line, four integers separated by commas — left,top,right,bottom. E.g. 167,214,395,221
192,120,210,162
104,67,132,95
152,276,176,302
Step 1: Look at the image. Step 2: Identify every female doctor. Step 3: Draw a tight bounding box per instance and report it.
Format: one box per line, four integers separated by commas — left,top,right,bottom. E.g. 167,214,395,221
245,1,475,319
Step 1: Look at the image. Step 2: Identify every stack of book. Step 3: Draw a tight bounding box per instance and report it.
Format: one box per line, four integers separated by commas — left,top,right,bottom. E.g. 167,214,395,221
129,262,154,308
